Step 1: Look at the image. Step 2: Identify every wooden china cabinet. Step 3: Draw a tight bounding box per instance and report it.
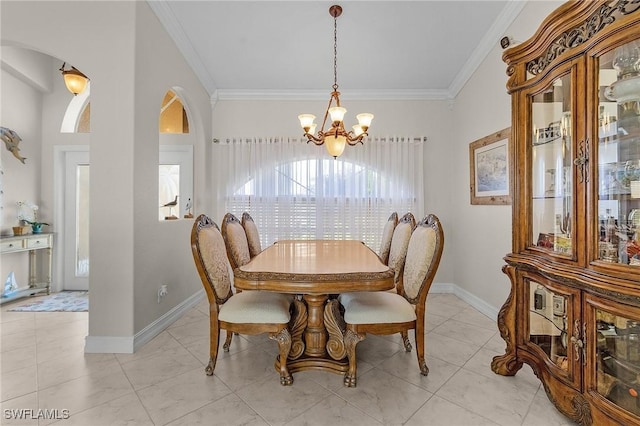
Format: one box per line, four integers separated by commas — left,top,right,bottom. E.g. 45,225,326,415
491,1,640,424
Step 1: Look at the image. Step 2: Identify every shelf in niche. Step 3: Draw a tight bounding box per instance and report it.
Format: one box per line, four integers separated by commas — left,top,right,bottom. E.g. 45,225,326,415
533,196,573,200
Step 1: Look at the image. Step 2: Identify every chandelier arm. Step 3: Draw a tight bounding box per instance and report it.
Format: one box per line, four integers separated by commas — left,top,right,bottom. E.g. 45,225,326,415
305,134,325,145
345,131,366,145
319,94,335,134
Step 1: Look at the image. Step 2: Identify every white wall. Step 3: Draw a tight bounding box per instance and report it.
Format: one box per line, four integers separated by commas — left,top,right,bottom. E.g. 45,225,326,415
1,0,211,352
0,69,43,287
131,0,211,335
450,0,564,311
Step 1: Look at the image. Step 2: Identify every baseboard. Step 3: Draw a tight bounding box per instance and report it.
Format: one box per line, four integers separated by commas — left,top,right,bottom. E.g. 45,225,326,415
84,290,205,354
133,290,205,352
431,282,499,321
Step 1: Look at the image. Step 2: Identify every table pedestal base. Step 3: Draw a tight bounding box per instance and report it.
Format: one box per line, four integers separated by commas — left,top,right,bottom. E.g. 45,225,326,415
278,297,349,377
276,355,348,375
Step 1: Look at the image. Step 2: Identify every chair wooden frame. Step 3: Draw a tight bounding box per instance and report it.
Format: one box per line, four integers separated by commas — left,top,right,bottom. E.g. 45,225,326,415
191,214,294,385
342,214,444,387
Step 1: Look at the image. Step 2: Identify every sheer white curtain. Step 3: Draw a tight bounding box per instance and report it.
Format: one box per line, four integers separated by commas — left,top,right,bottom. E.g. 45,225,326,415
211,136,425,250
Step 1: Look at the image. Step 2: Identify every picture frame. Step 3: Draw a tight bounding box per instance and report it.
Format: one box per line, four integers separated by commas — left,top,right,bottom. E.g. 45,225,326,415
469,127,511,205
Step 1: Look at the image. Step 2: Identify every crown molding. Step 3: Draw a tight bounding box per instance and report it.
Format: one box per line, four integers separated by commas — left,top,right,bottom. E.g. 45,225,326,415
213,88,452,102
448,0,526,97
147,0,217,94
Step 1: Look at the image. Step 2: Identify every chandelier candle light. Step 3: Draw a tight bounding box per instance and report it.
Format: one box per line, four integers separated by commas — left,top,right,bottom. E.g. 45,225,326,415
298,5,373,158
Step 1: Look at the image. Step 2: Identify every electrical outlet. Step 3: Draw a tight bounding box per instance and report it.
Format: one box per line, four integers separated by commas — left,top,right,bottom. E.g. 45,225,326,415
157,285,168,303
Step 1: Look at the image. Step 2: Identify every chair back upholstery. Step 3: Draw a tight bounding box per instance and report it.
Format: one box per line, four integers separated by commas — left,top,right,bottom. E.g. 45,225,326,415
402,214,444,304
388,212,416,288
241,212,262,258
221,212,251,269
378,212,398,265
191,214,234,306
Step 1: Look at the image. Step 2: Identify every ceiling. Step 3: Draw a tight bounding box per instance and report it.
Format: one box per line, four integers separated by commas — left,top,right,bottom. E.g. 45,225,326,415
148,1,526,101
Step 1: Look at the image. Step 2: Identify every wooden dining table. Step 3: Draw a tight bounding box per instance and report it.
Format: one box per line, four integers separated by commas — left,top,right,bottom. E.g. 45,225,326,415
233,240,394,377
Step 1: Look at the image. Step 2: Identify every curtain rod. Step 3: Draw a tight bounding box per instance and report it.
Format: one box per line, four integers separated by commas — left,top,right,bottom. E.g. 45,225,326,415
212,136,427,144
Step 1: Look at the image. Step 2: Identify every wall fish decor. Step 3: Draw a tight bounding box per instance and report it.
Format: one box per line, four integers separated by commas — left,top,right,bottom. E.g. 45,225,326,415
0,127,26,164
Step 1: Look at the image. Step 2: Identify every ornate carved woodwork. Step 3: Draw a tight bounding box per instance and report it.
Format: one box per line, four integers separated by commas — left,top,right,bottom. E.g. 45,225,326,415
495,1,640,424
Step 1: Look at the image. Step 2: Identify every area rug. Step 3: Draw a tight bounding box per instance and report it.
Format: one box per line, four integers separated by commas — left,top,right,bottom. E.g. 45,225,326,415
8,291,88,312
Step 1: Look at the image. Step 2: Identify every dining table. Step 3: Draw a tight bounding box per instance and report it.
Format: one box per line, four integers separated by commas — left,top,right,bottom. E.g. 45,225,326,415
233,239,394,377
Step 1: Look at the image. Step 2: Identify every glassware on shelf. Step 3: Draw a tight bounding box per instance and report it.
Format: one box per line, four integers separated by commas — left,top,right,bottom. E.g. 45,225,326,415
605,78,640,104
613,42,640,80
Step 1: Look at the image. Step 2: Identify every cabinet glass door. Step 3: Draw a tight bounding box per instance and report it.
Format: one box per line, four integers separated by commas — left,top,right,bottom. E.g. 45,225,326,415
597,39,640,266
531,73,573,256
528,280,570,372
594,307,640,417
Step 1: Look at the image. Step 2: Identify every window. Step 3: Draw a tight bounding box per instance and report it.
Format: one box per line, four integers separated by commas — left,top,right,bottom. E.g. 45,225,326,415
218,137,424,250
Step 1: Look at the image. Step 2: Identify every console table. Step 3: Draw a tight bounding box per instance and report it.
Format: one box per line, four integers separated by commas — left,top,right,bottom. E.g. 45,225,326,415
0,233,53,305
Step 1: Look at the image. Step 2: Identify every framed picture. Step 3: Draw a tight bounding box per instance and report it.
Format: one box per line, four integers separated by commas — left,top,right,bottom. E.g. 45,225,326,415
469,127,511,205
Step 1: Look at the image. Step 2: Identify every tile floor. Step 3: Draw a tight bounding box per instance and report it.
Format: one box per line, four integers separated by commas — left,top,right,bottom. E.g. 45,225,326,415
0,293,578,426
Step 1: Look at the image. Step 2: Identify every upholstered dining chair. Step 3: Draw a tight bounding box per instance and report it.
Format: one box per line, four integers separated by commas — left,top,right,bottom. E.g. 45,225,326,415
385,212,416,348
241,212,262,258
378,212,398,265
190,214,294,385
221,212,251,270
387,212,416,293
339,214,444,387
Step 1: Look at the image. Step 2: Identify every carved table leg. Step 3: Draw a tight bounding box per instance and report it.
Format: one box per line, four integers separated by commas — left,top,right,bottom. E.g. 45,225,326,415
288,297,307,360
303,294,329,357
491,265,523,376
325,299,346,360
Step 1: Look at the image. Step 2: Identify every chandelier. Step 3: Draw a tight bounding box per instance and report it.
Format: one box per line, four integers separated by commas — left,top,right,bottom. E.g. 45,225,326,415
298,5,373,158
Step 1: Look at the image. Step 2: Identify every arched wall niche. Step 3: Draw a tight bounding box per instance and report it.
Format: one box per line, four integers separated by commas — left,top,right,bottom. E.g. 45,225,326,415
158,86,194,220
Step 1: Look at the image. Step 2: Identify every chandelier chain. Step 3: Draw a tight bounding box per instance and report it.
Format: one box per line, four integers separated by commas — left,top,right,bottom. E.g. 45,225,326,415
333,13,338,91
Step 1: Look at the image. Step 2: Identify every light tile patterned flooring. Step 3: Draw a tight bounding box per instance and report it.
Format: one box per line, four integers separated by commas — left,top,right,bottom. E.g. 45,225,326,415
0,293,578,425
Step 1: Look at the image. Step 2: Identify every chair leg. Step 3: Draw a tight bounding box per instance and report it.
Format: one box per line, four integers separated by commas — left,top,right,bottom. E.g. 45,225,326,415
344,330,365,387
415,329,429,376
400,331,412,352
206,322,220,376
223,330,233,352
270,328,293,386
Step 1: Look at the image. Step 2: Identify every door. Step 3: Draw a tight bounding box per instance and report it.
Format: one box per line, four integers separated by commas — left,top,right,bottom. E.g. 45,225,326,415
63,150,89,291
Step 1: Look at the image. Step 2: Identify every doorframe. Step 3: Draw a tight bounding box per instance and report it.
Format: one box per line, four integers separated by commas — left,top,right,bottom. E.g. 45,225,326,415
53,145,89,293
